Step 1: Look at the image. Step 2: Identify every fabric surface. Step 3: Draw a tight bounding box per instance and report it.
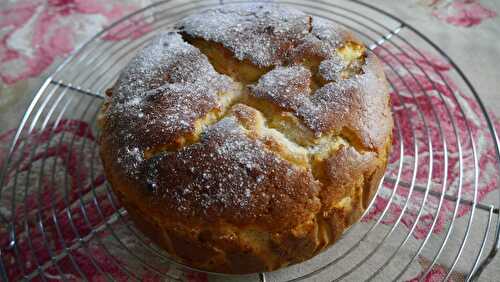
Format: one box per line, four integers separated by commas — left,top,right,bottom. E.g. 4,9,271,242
0,0,499,281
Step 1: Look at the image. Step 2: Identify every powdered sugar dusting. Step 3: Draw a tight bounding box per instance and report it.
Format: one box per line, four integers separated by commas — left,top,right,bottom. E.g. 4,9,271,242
111,31,233,108
104,32,235,176
177,3,345,67
176,3,373,138
165,118,265,212
319,54,346,81
145,116,319,221
250,65,362,135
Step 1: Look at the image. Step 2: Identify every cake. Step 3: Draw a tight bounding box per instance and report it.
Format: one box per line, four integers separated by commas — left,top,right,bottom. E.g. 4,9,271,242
98,3,393,274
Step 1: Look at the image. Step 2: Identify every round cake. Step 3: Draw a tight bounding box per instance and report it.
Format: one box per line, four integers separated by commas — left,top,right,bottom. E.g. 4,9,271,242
98,3,393,274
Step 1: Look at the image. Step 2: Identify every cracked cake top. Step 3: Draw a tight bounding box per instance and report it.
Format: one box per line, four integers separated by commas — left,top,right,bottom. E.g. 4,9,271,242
98,3,392,273
100,3,392,226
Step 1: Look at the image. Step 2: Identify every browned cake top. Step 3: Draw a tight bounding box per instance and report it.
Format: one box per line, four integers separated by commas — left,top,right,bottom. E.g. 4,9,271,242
105,32,235,150
177,3,339,67
100,3,392,231
143,114,322,229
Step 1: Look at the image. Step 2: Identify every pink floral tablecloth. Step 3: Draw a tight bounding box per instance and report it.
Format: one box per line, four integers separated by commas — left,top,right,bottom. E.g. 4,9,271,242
0,0,499,281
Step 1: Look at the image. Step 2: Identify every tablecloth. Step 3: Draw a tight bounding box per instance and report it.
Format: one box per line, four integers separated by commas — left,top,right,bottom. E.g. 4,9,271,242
0,0,499,281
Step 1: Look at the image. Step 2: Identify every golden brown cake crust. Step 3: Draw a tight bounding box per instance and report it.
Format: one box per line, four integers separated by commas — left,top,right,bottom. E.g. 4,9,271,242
99,3,393,274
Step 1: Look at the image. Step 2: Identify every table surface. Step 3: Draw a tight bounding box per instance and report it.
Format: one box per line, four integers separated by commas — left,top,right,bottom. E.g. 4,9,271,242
0,0,499,281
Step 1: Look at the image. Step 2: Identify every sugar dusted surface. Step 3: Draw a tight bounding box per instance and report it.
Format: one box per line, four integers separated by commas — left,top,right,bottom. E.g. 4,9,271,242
319,54,346,81
101,4,391,226
103,32,234,176
177,3,345,67
250,65,363,135
146,117,320,223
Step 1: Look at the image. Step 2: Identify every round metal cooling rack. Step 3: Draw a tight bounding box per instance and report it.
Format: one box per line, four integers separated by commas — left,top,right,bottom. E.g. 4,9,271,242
1,0,500,281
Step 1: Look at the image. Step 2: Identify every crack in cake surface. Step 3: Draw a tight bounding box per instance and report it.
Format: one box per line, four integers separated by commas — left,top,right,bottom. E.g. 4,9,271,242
138,37,366,169
106,26,374,183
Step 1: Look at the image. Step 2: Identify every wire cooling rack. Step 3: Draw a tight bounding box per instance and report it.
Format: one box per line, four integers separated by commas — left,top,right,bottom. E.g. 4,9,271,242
1,0,499,281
